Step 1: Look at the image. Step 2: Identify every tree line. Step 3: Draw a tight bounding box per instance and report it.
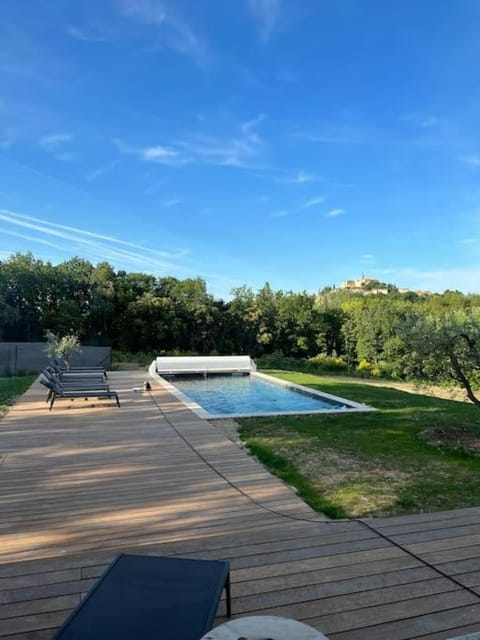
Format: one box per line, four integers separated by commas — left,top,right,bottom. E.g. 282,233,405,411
2,253,480,395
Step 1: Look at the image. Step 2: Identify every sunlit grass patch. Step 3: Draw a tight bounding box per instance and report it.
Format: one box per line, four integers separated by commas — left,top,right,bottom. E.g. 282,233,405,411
0,376,36,415
238,370,480,518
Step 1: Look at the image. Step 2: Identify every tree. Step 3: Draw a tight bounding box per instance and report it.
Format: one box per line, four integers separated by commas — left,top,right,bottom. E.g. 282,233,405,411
276,291,320,357
402,309,480,408
88,262,117,344
227,286,262,355
340,297,414,372
45,330,81,366
0,253,49,340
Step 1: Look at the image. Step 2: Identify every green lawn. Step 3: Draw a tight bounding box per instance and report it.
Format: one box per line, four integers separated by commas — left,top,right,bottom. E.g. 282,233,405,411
0,375,36,415
238,370,480,519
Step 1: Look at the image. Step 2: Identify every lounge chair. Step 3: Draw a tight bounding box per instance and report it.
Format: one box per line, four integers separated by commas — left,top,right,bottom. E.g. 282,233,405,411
53,554,230,640
41,369,109,396
50,357,108,379
40,376,112,404
40,379,120,411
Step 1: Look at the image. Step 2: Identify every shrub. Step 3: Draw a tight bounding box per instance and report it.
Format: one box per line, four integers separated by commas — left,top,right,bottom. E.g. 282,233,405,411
257,352,350,376
308,355,349,373
356,359,373,376
256,352,304,371
112,350,156,366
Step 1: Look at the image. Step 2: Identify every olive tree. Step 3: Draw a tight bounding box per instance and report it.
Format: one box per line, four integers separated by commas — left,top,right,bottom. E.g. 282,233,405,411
402,309,480,408
45,330,81,367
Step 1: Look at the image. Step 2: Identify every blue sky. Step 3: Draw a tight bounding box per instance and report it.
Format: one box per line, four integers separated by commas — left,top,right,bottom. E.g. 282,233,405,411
1,0,480,297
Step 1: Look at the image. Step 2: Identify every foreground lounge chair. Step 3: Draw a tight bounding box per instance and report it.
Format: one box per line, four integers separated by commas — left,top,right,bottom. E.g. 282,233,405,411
53,554,230,640
40,379,120,411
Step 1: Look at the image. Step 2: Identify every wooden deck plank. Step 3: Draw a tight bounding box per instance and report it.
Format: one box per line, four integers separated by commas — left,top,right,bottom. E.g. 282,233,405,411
418,544,480,565
415,622,480,640
390,525,480,546
0,595,80,622
328,605,480,640
366,508,480,529
310,592,479,636
372,514,480,537
2,372,480,639
454,572,480,588
228,574,454,617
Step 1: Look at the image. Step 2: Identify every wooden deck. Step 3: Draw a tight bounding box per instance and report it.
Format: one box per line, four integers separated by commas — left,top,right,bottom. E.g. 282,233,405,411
1,371,480,639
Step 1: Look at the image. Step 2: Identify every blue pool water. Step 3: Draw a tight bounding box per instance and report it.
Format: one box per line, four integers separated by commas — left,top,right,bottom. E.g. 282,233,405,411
165,374,349,416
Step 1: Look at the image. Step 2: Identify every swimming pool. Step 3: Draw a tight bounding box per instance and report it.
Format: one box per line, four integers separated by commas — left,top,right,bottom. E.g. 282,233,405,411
157,371,372,419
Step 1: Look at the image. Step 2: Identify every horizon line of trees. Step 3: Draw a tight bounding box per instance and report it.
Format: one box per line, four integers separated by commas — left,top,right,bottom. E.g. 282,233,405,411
2,253,480,398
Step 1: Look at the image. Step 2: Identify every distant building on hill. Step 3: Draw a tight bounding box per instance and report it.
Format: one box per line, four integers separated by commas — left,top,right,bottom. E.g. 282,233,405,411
333,275,432,297
339,275,389,295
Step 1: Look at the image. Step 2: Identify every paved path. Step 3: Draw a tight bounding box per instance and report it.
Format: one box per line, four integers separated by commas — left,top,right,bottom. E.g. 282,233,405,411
1,372,480,639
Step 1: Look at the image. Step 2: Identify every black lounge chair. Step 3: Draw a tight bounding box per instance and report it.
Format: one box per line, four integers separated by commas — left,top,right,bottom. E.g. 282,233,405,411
50,358,108,379
53,554,231,640
40,379,120,411
41,369,109,396
43,367,107,384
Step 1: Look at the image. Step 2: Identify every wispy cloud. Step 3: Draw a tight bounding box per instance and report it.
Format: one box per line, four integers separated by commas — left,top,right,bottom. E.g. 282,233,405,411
0,208,188,274
0,227,66,251
85,160,119,181
135,114,266,169
115,113,267,170
325,208,344,217
55,151,78,162
38,133,77,162
117,0,209,66
270,194,333,219
248,0,281,42
114,138,190,166
180,112,267,168
39,133,73,152
241,113,266,143
361,254,375,263
418,117,441,128
299,195,326,210
143,146,182,161
38,134,76,161
301,124,369,145
162,198,182,207
0,208,248,294
177,136,259,168
301,115,470,158
279,170,316,185
464,155,480,167
65,26,110,43
401,113,442,129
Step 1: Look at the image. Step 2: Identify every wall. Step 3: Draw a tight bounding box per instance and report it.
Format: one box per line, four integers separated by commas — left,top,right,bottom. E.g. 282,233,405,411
0,343,112,375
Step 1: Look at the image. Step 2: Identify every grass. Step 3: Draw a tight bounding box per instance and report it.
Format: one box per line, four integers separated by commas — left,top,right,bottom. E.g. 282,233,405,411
238,370,480,519
0,375,36,415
